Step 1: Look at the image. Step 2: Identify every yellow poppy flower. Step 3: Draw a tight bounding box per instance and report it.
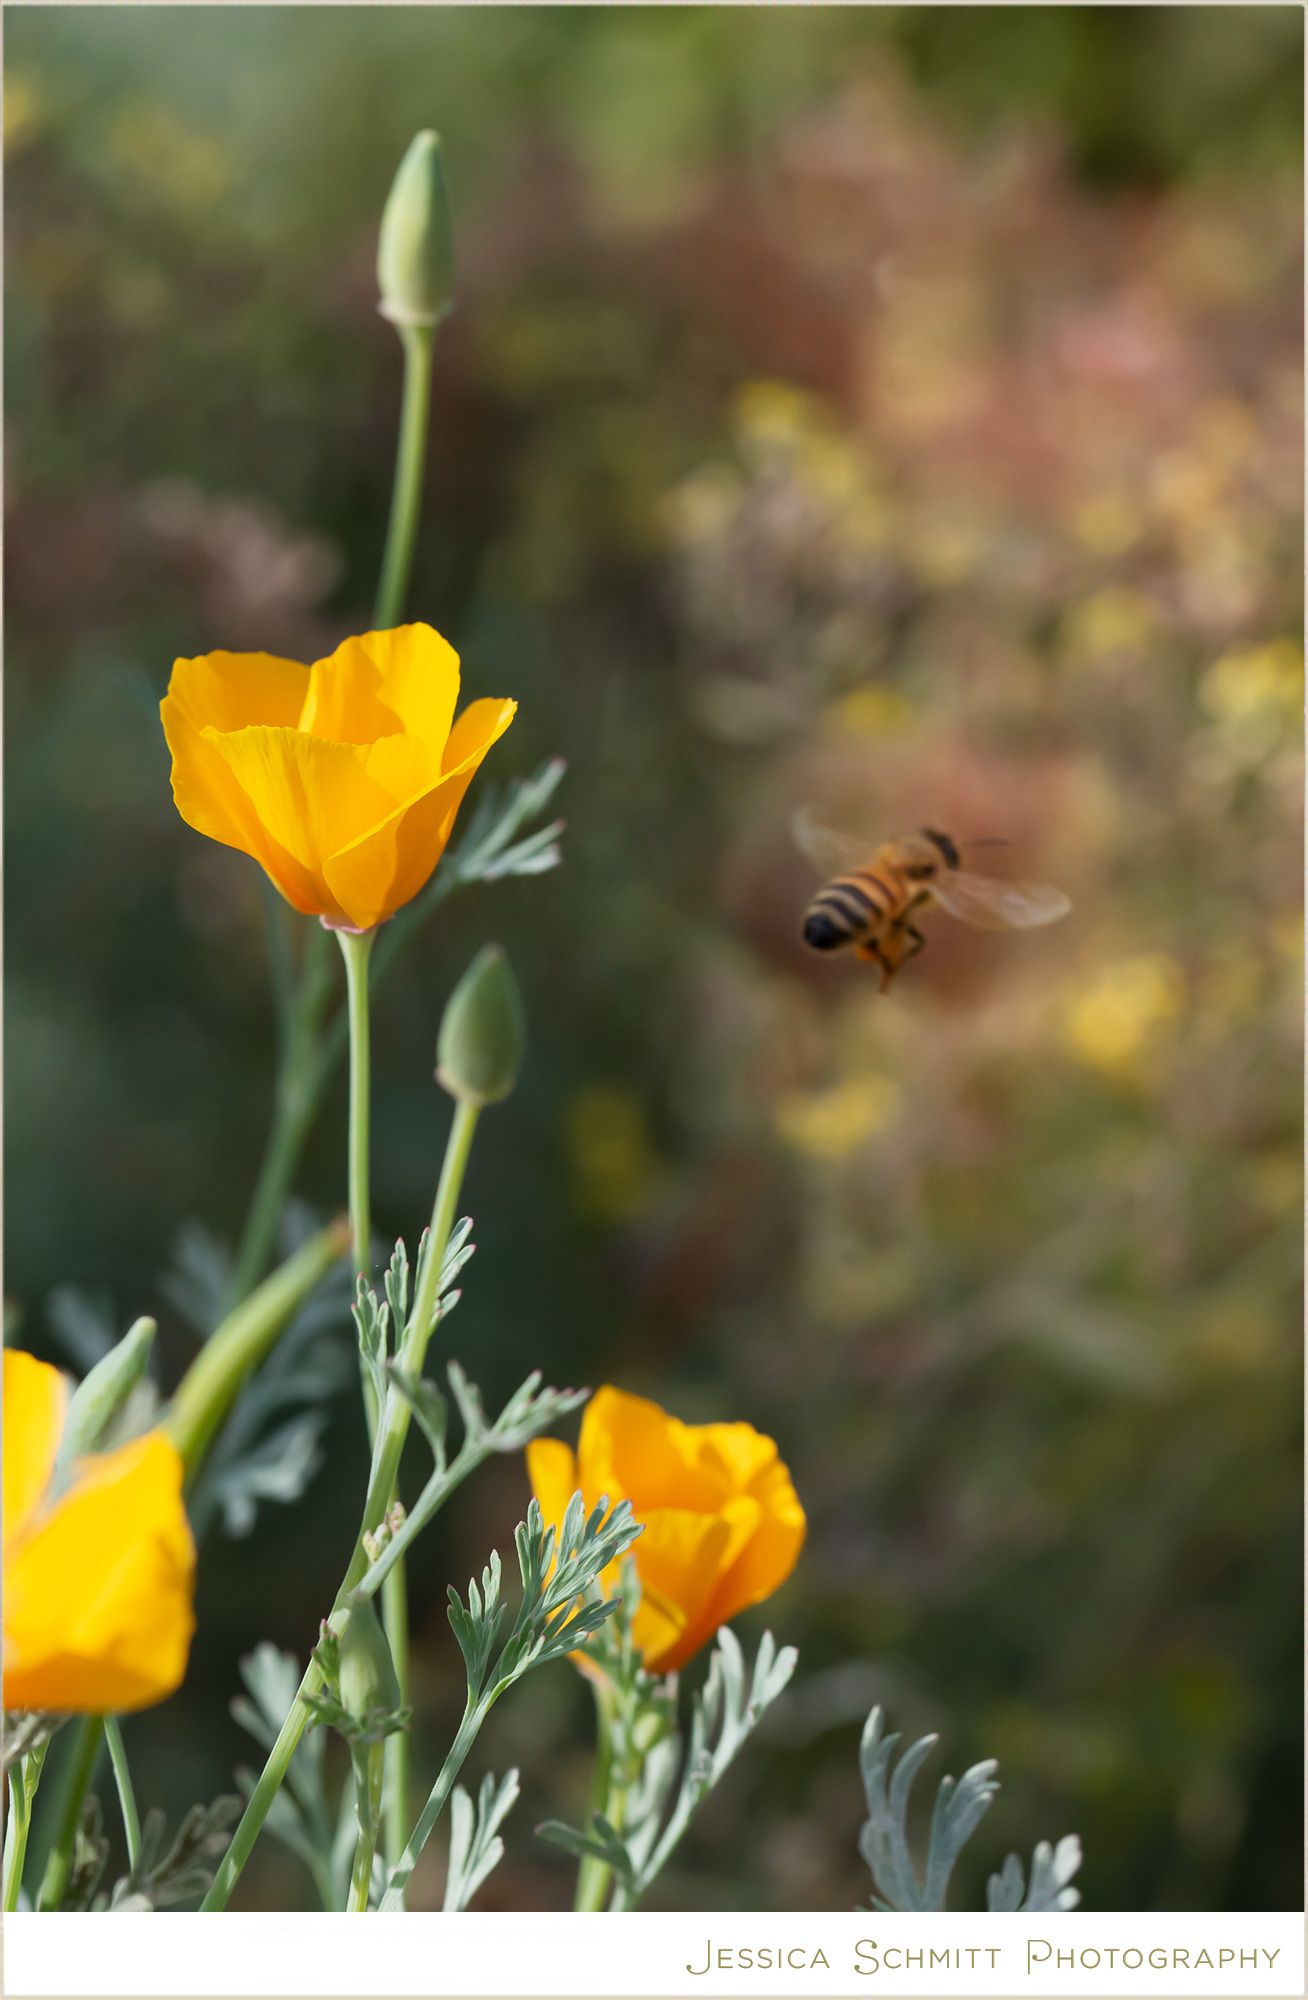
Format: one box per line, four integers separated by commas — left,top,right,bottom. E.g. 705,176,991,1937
3,1350,196,1713
161,624,516,934
527,1385,805,1675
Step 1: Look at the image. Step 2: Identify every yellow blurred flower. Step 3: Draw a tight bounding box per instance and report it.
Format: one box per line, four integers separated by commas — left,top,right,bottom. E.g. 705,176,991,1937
732,379,820,453
161,624,515,934
775,1076,899,1160
565,1086,661,1223
1061,586,1160,660
1199,639,1303,727
107,101,230,210
3,76,44,160
1073,491,1144,557
824,684,915,739
663,465,742,547
527,1386,804,1675
1064,953,1184,1074
1151,449,1224,525
3,1350,195,1712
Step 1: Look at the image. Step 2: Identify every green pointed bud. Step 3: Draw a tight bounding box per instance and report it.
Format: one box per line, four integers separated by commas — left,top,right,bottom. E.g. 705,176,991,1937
338,1595,401,1726
57,1316,156,1469
377,130,454,328
436,945,526,1106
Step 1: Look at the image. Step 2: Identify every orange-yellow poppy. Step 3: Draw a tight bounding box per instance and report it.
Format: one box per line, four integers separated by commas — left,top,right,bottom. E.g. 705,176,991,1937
527,1385,805,1675
3,1350,196,1713
161,624,516,934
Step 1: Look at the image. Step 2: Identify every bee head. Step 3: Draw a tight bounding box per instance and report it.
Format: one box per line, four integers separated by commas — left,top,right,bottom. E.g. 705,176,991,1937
922,828,960,870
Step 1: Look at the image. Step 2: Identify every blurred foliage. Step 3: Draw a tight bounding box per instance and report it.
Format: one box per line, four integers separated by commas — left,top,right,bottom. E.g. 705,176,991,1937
6,6,1301,1915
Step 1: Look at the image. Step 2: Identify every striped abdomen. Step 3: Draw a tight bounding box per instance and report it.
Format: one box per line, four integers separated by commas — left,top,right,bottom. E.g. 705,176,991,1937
802,869,896,952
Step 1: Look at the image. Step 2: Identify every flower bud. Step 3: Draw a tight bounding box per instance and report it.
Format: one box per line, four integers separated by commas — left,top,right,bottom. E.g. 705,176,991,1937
377,130,454,328
58,1315,156,1467
436,945,526,1106
338,1595,401,1726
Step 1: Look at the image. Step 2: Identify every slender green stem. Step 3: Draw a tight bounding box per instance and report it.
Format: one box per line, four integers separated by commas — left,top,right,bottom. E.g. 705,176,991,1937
227,921,336,1311
574,1680,619,1912
168,1218,351,1480
336,923,417,1878
201,1665,326,1912
405,1099,479,1370
103,1718,140,1876
336,922,412,1881
347,1743,385,1912
201,1099,481,1911
381,1561,409,1882
336,927,376,1287
35,1716,104,1912
378,1701,482,1911
230,819,512,1319
374,323,437,630
353,1435,492,1605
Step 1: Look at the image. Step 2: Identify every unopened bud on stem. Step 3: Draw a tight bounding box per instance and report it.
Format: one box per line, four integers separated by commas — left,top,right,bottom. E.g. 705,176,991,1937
338,1594,401,1727
58,1315,156,1467
377,129,454,329
436,945,526,1106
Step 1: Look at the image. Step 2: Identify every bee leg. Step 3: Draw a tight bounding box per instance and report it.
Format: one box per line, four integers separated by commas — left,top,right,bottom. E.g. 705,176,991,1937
879,924,925,992
856,938,894,990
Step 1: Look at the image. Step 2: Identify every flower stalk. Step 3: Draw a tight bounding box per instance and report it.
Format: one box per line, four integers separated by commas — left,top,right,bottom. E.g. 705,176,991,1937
380,1555,409,1879
335,919,415,1880
35,1715,104,1912
374,325,436,631
574,1681,622,1912
336,927,376,1291
347,1742,385,1911
374,128,452,627
103,1718,141,1876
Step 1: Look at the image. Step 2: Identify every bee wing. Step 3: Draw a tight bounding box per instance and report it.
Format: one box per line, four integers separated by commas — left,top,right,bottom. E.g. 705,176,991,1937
929,871,1072,931
791,807,870,876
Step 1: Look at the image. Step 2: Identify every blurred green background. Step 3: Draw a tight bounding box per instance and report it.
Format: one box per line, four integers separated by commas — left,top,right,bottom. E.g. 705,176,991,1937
6,5,1302,1914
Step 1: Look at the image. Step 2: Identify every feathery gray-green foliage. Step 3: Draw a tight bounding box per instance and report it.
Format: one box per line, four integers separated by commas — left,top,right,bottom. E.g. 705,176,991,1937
857,1705,1081,1914
537,1564,797,1910
442,1768,521,1912
378,1491,641,1910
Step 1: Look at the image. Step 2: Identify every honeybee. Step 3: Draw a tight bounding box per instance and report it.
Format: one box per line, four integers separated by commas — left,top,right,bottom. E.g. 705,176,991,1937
795,810,1071,991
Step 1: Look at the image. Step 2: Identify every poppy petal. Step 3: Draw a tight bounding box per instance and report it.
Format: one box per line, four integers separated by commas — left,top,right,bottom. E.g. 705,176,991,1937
524,1438,581,1531
299,625,461,760
534,1384,805,1676
163,658,325,905
701,1459,805,1637
440,697,518,776
3,1434,196,1713
3,1351,68,1553
164,651,310,736
320,701,516,931
201,725,414,920
579,1387,701,1513
622,1509,735,1674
